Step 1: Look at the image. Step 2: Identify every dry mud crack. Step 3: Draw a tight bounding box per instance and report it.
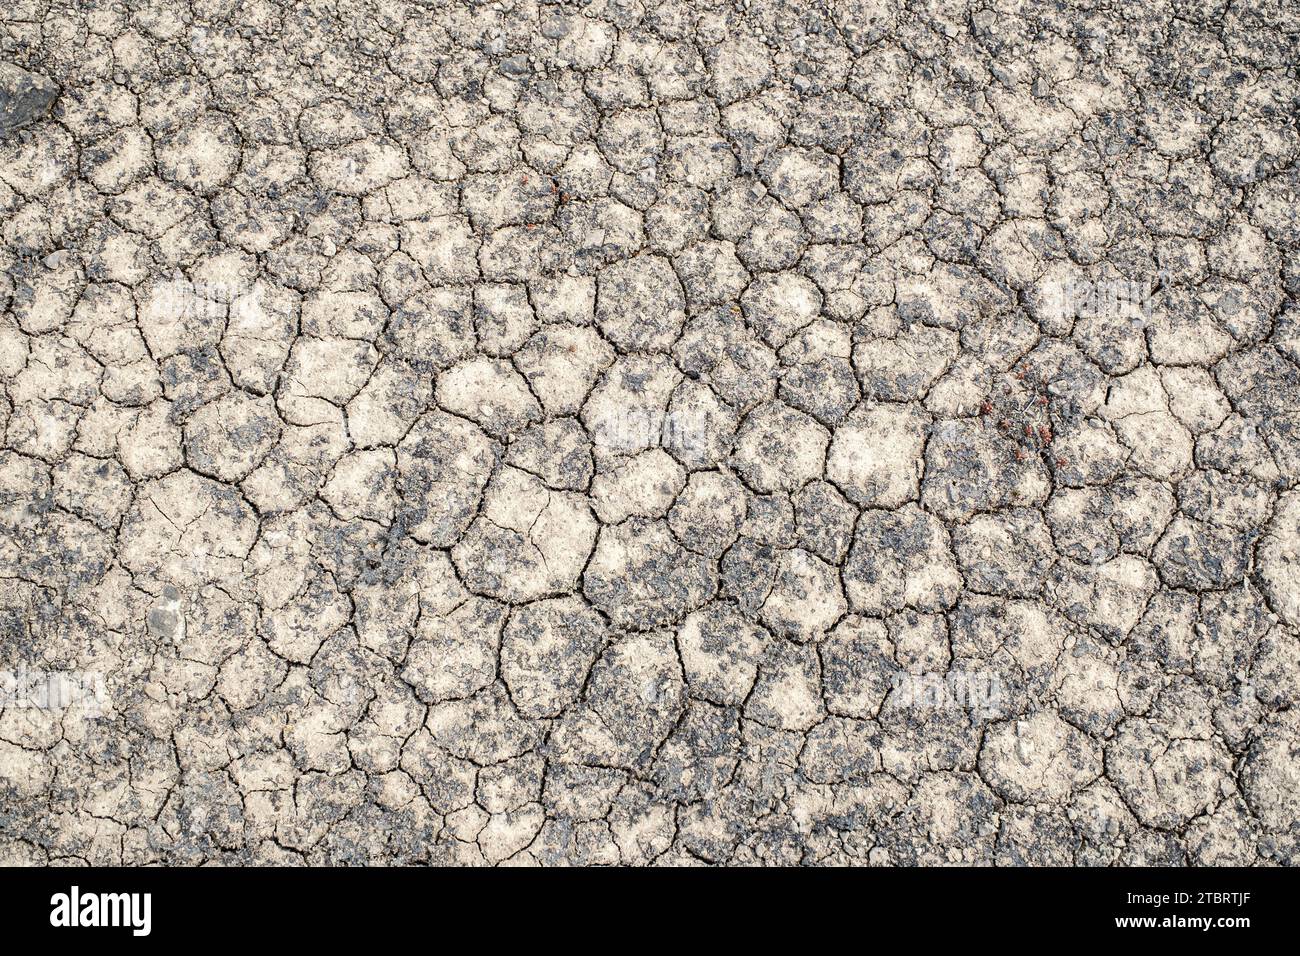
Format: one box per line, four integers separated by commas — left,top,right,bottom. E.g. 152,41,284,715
1,0,1298,866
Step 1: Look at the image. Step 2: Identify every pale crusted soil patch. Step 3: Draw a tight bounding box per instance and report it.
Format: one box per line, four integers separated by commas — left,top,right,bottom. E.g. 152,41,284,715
1,0,1298,866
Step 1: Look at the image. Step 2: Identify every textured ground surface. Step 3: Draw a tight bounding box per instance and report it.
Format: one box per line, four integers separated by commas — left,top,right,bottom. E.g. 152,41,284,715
1,0,1299,867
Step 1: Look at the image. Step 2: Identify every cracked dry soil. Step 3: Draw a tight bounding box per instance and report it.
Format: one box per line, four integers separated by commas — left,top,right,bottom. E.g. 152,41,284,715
1,0,1299,867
